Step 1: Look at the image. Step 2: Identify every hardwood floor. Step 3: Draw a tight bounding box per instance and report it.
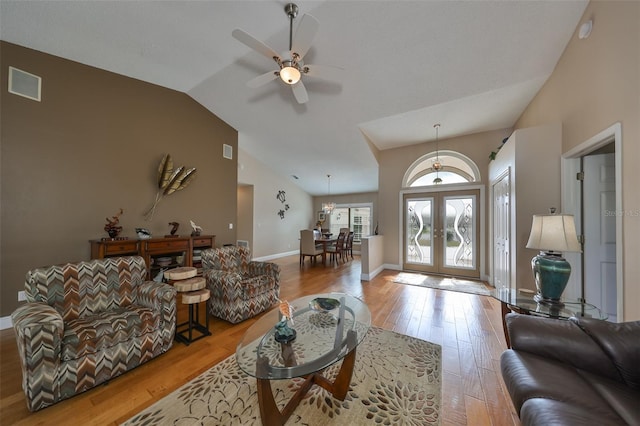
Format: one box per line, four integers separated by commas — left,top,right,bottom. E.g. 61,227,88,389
0,255,520,425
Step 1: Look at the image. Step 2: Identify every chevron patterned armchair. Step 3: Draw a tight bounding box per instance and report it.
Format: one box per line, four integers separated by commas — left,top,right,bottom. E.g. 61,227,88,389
11,256,176,411
201,246,280,324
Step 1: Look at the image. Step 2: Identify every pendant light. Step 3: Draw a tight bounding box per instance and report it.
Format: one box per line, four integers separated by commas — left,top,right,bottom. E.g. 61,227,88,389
322,174,336,213
433,123,443,184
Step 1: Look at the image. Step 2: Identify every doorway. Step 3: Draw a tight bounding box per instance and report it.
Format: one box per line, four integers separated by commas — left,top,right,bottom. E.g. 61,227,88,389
403,190,480,278
562,123,622,321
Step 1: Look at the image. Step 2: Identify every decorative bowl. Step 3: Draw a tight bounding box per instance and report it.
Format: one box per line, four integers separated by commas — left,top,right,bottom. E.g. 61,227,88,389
309,297,340,312
156,257,172,267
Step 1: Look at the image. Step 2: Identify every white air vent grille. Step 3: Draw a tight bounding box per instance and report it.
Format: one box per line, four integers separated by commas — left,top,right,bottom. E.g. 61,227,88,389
237,240,249,248
8,67,41,102
223,144,233,160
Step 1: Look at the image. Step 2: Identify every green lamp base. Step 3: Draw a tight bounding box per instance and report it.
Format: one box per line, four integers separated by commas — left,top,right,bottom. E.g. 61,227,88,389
531,252,572,306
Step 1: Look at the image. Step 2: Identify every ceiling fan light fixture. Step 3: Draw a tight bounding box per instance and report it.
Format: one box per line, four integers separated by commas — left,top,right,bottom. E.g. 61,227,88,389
280,63,301,85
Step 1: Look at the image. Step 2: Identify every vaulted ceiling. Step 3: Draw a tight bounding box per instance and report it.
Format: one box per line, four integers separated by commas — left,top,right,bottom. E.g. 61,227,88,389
0,0,588,195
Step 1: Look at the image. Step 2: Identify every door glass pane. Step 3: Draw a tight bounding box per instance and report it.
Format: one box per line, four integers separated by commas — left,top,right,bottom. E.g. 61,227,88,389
444,197,475,269
406,199,433,265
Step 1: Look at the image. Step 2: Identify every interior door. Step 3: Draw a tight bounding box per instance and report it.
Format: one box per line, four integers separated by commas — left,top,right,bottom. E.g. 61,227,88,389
492,171,510,290
404,190,480,278
584,153,616,321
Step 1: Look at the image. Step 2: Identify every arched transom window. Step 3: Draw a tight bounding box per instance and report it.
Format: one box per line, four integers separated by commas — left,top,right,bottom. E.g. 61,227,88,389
403,150,480,187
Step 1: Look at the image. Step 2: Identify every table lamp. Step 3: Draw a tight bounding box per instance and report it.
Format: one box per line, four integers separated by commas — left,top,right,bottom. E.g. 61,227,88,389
526,210,582,306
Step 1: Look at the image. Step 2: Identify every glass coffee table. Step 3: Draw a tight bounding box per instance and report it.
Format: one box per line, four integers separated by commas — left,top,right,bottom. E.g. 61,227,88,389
492,287,607,347
236,293,371,425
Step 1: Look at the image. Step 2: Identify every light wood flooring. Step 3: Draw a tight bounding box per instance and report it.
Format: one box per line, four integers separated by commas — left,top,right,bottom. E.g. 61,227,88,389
0,255,520,425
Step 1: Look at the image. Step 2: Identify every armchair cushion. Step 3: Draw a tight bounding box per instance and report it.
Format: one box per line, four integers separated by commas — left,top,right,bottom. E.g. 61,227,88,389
61,306,158,361
12,256,176,411
201,246,280,324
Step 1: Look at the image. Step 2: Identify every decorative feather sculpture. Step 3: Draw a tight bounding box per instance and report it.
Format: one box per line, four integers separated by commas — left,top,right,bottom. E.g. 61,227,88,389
144,154,197,221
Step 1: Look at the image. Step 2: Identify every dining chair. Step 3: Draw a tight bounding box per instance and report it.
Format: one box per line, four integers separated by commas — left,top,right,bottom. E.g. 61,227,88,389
345,231,355,259
313,229,324,250
326,231,347,263
300,229,323,265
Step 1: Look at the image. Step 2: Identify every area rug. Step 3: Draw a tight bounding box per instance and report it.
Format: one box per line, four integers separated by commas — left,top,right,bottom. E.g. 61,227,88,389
394,272,492,296
123,326,441,425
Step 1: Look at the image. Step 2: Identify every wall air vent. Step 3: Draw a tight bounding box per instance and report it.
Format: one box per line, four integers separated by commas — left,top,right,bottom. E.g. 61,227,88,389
8,67,41,102
223,144,233,160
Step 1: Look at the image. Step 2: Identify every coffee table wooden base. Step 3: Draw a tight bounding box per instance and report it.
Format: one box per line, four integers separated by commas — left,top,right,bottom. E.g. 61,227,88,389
256,330,357,426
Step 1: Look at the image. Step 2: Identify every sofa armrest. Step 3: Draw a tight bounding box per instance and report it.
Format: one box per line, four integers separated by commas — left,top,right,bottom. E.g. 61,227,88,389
11,303,64,411
203,269,245,301
505,313,622,382
136,281,177,347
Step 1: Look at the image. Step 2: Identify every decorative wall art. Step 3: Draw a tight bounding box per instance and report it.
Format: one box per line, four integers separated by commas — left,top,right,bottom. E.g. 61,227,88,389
144,154,197,221
276,189,290,219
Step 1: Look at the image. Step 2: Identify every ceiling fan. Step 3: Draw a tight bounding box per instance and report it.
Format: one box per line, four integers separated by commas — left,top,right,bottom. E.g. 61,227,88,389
232,3,342,104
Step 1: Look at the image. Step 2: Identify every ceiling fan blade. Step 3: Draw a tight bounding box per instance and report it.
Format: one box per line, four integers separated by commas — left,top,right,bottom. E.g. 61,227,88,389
247,71,279,88
304,64,344,82
291,81,309,104
291,14,319,59
232,29,280,61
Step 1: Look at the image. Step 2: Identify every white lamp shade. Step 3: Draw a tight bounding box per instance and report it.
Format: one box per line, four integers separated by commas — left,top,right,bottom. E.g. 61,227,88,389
526,214,582,253
279,66,301,85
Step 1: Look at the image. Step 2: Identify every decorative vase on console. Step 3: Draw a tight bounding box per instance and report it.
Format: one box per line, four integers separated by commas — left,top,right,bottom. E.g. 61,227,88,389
104,208,123,239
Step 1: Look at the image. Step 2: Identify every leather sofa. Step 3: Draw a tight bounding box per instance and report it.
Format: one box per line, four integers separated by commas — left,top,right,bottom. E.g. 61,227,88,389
11,256,176,411
500,313,640,425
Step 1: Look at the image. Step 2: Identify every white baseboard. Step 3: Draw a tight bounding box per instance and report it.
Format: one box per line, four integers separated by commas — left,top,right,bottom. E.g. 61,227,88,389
253,250,299,262
383,263,402,271
0,316,13,330
360,264,385,281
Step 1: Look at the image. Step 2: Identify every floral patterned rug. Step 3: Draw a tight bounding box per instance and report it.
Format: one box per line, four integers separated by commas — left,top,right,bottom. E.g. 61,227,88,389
123,326,441,425
394,272,492,296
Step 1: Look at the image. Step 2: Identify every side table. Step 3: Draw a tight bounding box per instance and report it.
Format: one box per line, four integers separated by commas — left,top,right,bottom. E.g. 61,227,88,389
164,267,211,345
492,287,607,348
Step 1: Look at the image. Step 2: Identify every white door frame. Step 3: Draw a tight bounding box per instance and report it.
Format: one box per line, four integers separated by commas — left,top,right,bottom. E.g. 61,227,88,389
561,122,623,320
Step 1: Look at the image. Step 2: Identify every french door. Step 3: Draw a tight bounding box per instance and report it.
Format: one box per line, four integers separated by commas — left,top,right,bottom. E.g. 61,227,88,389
403,190,480,278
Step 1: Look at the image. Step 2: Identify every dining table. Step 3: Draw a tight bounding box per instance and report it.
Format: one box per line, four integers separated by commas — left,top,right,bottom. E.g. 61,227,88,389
314,236,337,265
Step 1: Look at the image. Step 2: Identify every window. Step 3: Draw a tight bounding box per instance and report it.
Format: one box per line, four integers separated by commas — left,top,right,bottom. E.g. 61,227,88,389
403,150,481,188
329,205,372,243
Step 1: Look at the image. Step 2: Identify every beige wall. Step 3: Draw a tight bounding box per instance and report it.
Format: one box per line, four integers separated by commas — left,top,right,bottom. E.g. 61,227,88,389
1,42,238,317
237,147,313,258
378,128,513,273
237,185,254,251
514,1,639,320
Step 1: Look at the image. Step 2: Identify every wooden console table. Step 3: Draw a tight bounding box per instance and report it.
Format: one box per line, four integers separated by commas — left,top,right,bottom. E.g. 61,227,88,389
90,235,215,279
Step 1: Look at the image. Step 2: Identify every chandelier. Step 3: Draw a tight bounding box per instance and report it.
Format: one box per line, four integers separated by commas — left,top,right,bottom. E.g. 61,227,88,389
432,123,443,184
322,174,336,213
